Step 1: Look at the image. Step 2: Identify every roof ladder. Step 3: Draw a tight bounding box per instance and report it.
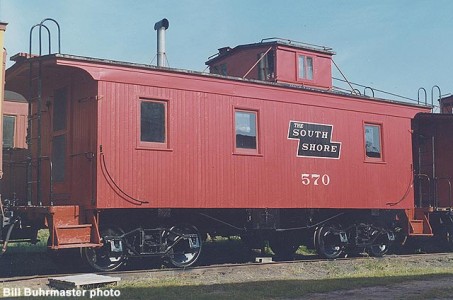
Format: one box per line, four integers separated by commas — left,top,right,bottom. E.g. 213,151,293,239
27,18,61,206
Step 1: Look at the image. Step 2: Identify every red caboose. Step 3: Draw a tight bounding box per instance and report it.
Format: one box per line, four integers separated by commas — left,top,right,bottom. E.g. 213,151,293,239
2,19,453,271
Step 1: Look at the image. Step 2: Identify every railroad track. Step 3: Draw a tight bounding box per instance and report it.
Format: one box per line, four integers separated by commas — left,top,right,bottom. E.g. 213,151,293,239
3,251,453,285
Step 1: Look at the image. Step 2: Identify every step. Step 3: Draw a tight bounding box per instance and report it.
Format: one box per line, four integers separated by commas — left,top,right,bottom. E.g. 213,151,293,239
49,206,82,226
57,224,92,229
409,233,434,237
409,220,424,234
53,243,102,249
55,224,92,245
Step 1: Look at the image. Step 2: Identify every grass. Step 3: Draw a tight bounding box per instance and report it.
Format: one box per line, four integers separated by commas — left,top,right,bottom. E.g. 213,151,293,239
3,235,453,299
6,229,49,253
113,274,453,300
5,274,453,300
111,243,453,300
112,243,453,300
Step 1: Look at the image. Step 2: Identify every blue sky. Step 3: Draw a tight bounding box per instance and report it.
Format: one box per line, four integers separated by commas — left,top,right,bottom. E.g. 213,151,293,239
1,1,452,107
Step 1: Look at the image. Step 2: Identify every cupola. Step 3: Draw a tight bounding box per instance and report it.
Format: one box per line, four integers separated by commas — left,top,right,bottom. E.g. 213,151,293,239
205,38,335,90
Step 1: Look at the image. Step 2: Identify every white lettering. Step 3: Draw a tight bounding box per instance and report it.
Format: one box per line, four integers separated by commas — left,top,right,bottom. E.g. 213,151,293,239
322,174,331,185
19,288,93,298
301,173,331,186
24,288,31,297
301,174,310,185
90,288,121,298
299,143,339,154
315,131,322,138
312,174,320,185
292,129,299,137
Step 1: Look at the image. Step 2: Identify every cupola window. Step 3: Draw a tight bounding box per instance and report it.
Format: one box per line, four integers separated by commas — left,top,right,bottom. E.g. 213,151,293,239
298,55,313,80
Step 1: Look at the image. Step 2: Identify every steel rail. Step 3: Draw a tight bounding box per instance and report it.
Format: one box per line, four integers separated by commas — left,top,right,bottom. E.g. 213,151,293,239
3,252,453,284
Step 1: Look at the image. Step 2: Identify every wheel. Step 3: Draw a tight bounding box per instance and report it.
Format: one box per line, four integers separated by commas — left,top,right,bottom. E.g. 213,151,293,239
367,230,391,257
269,233,300,260
316,224,344,259
167,224,202,268
81,227,126,272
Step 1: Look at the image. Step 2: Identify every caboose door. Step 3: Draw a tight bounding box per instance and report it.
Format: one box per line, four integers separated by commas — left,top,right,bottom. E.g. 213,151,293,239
412,113,453,209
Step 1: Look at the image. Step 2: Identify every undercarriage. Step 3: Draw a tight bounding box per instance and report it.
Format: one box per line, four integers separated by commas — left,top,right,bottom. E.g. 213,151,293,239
3,205,453,272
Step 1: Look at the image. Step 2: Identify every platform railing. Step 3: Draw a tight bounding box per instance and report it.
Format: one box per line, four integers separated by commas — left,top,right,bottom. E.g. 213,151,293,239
434,177,453,209
415,173,431,208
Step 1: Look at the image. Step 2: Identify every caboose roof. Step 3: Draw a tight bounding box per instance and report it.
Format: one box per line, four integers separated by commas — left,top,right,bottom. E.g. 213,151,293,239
6,52,429,110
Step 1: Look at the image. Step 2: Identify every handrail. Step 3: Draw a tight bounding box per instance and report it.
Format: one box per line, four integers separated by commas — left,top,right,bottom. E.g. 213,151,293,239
352,89,361,96
432,85,441,103
260,37,333,52
27,18,61,207
40,18,61,54
363,86,375,98
418,87,427,106
29,24,50,56
415,173,431,208
29,18,61,56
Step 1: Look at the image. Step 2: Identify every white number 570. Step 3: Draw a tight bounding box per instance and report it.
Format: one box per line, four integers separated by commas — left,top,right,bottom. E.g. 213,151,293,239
301,174,330,186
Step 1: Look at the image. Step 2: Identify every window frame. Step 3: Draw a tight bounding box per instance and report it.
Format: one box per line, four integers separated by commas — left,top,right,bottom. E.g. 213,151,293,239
297,54,314,81
233,107,261,156
363,122,385,163
137,98,171,151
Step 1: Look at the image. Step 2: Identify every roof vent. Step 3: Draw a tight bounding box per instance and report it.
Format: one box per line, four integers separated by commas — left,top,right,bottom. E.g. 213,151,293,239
154,18,169,67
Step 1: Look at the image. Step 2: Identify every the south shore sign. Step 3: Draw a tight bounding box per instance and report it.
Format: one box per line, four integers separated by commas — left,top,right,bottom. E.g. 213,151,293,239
288,121,341,159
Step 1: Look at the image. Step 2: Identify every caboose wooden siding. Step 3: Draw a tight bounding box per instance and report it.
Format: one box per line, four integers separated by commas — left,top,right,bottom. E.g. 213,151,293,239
7,55,429,210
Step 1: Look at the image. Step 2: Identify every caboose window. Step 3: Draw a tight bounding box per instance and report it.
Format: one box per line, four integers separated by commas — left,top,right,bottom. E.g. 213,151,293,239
298,55,313,80
3,115,15,148
235,110,258,152
52,135,66,182
364,124,382,159
140,100,166,144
